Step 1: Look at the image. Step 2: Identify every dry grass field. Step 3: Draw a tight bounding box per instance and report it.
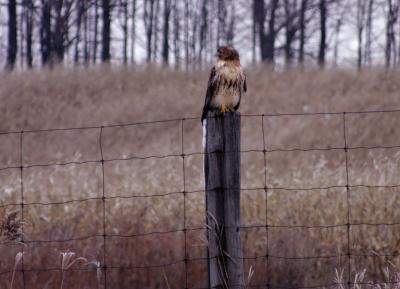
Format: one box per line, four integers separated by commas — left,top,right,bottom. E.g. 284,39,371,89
1,66,400,289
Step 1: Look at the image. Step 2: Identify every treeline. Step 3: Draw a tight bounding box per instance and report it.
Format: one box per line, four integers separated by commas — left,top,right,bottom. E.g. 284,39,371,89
1,0,400,70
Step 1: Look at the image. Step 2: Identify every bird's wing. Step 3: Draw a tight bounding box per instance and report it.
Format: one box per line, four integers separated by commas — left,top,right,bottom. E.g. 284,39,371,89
201,67,217,123
234,72,246,111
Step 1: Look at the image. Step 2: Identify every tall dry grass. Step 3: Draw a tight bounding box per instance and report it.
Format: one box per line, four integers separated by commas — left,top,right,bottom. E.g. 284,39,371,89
1,66,400,288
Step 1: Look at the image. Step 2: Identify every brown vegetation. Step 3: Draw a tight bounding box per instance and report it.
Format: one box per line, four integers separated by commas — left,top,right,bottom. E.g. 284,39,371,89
1,67,400,288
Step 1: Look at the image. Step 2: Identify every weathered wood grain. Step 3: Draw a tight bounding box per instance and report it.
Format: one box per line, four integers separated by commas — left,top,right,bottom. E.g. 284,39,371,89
204,111,244,289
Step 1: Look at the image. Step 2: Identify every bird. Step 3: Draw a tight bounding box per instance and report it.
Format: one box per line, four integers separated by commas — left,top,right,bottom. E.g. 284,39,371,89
201,46,247,123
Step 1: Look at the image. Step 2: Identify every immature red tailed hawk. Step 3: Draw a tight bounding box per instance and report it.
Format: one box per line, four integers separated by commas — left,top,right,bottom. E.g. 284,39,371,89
201,46,247,123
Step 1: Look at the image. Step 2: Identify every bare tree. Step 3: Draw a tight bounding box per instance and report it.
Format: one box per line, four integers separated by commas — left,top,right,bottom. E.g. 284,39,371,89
190,0,199,66
227,0,235,45
162,0,172,65
199,0,208,64
25,0,34,68
318,0,327,67
284,0,298,67
75,0,84,64
93,0,99,64
83,1,89,64
252,0,257,64
217,0,226,47
2,0,400,70
253,0,265,62
52,0,73,63
6,0,17,70
266,0,279,64
19,2,24,68
143,0,156,63
365,0,374,66
121,0,129,64
356,0,367,69
298,0,308,65
102,0,111,62
385,0,399,68
40,0,51,65
254,0,279,65
184,0,189,69
131,0,137,64
333,14,342,67
38,0,74,66
173,0,181,68
152,0,160,62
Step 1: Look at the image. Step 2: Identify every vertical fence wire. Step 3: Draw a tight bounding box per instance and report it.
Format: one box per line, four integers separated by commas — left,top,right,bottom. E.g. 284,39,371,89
19,131,26,289
342,112,352,288
182,119,188,289
261,115,270,289
99,126,107,289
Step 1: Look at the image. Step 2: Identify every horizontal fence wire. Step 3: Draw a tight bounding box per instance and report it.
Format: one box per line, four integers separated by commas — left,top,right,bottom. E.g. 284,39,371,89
0,107,400,136
1,109,400,288
3,144,400,171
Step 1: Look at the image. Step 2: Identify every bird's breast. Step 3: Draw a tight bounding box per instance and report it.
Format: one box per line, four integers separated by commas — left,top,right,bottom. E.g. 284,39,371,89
211,84,240,108
210,65,243,109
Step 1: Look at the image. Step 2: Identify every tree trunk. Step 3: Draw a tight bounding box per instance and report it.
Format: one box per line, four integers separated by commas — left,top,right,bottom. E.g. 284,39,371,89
254,0,278,65
122,0,129,65
144,0,155,63
19,4,24,68
284,0,296,67
217,0,226,46
131,0,137,64
385,0,393,68
162,0,172,65
52,0,73,64
357,0,366,69
365,0,374,66
75,0,84,64
173,0,181,68
6,0,18,70
199,0,208,64
333,18,342,67
227,1,235,45
53,0,65,63
184,0,189,69
40,0,51,66
396,0,400,66
298,0,308,65
101,0,111,62
25,0,34,68
252,0,257,64
152,0,160,62
265,0,279,64
253,0,266,61
318,0,327,67
191,2,198,66
83,2,89,65
93,0,99,64
385,0,399,68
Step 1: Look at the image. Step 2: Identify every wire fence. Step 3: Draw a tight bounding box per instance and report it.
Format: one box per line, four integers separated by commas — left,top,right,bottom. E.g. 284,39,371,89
1,109,400,289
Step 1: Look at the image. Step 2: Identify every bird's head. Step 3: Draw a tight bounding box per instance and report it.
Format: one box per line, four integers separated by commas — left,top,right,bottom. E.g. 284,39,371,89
216,46,240,62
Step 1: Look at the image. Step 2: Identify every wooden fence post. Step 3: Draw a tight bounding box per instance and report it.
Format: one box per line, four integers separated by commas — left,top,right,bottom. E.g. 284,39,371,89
204,111,244,289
